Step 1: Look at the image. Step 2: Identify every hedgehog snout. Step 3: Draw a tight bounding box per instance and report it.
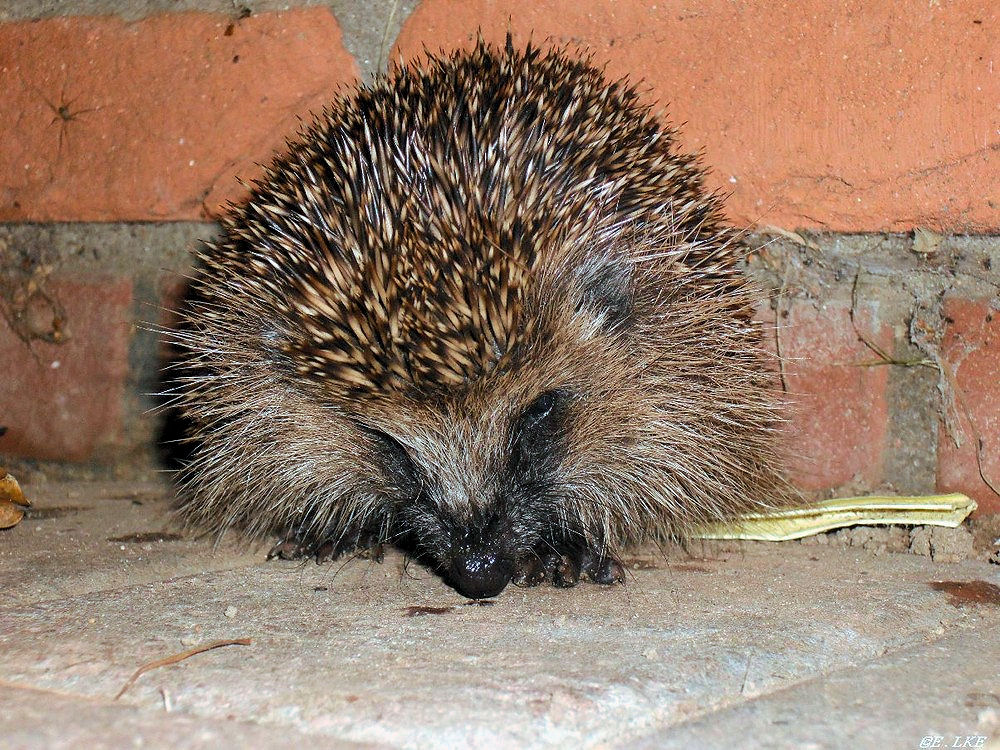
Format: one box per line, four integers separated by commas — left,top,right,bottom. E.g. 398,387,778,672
448,545,514,599
446,530,515,598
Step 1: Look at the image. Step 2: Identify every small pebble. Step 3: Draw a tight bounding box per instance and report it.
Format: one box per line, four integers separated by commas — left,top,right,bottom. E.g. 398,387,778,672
643,648,659,660
224,605,238,618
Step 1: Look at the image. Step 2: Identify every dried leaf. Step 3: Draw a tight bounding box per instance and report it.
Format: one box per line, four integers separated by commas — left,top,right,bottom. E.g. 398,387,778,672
758,225,822,252
0,501,25,529
912,227,943,255
695,493,976,541
0,471,29,506
0,469,30,530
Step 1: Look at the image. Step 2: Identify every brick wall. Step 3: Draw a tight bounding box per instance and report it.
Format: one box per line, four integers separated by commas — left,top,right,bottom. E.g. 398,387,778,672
1,1,997,514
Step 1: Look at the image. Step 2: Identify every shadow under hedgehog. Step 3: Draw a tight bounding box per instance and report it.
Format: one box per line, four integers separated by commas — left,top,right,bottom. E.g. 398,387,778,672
167,37,791,599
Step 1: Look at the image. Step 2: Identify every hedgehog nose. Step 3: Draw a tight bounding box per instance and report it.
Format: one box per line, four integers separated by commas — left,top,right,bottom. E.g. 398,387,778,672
449,549,513,599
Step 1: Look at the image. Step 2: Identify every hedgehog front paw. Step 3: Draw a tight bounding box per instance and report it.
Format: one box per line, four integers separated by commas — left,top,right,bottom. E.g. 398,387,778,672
511,553,577,587
580,550,627,586
511,556,546,587
267,536,311,560
267,530,385,565
512,549,625,589
546,552,581,587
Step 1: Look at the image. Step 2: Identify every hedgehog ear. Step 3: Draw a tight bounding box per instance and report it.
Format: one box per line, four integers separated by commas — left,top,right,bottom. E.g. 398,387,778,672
574,260,634,334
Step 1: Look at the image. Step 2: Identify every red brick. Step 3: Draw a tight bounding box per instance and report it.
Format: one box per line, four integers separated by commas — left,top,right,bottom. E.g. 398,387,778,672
0,10,358,222
778,301,891,491
0,277,132,462
937,299,1000,516
396,0,999,233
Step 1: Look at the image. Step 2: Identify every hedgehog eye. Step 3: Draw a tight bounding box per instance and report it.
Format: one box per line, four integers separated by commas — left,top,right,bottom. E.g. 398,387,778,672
521,391,557,427
511,390,564,471
361,427,421,498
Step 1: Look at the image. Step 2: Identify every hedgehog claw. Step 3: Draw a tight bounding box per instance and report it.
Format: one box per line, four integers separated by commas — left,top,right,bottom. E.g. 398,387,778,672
550,554,580,587
581,552,626,585
312,536,385,564
268,526,388,565
267,538,308,560
512,549,624,589
357,543,385,563
314,540,337,563
512,557,546,587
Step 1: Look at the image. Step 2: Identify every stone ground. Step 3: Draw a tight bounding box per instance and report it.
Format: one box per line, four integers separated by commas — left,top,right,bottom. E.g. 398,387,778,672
1,481,999,749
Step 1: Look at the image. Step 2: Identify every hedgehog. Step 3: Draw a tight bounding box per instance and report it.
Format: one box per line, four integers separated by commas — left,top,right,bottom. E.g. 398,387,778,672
169,38,790,599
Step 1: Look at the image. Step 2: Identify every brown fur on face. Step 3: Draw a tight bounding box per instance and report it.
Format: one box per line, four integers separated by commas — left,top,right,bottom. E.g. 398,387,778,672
168,39,791,597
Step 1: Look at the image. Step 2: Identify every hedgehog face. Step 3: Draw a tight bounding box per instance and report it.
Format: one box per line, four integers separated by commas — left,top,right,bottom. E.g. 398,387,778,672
365,389,572,599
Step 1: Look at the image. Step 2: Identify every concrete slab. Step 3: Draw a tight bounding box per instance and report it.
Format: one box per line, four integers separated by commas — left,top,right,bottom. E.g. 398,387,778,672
630,628,1000,750
0,681,381,750
1,482,998,748
2,481,259,606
